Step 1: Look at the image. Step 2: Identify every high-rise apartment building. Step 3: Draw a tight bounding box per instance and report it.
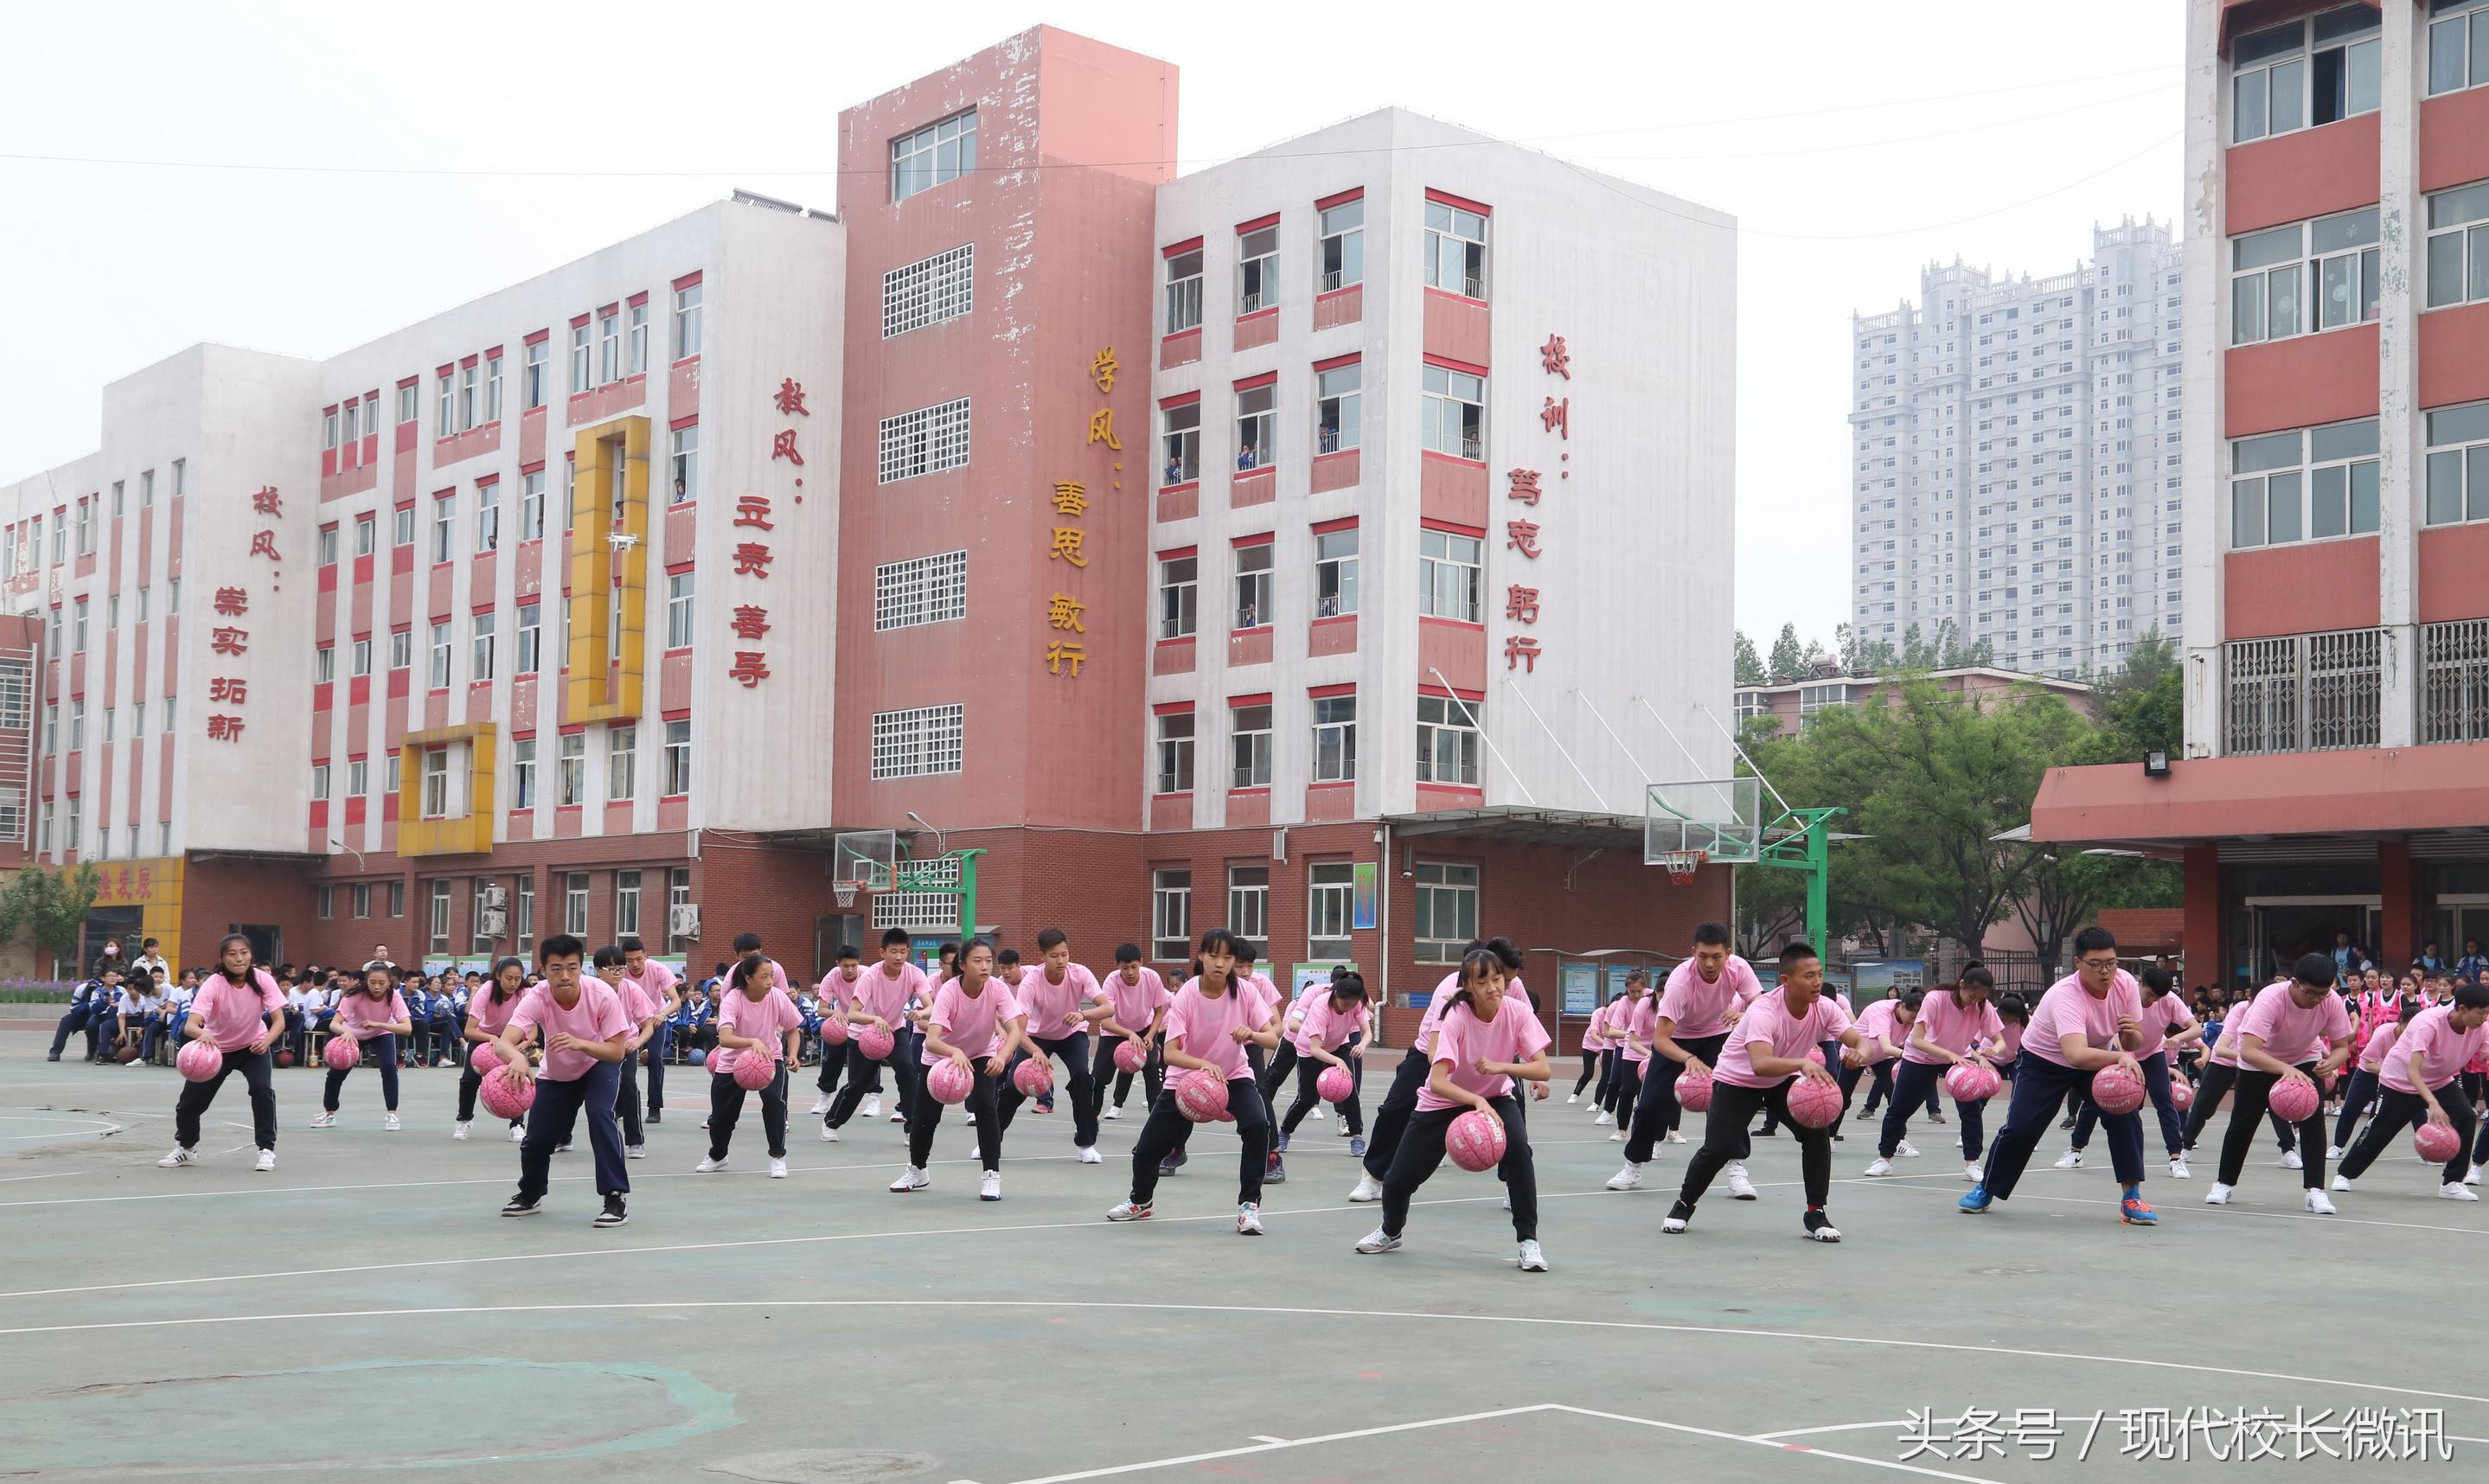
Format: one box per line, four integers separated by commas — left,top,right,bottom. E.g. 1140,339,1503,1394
1850,221,2185,678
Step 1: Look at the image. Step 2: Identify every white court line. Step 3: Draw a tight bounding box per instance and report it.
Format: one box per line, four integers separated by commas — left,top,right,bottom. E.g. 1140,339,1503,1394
1845,1174,2489,1238
1549,1404,2008,1484
1244,1435,1288,1443
3,1299,2484,1416
1756,1421,1910,1441
997,1404,1563,1484
0,1169,88,1184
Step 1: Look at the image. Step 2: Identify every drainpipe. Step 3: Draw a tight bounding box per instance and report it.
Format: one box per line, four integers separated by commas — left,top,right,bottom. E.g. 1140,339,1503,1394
1376,820,1392,1043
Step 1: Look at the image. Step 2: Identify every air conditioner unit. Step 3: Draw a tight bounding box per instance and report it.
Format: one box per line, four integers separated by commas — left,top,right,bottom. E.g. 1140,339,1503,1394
477,908,508,937
479,886,507,910
669,903,701,939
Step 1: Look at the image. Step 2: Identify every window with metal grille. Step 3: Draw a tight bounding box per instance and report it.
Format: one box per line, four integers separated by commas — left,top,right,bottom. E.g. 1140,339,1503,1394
2224,628,2381,755
1151,870,1192,961
873,550,969,631
882,245,974,338
872,890,961,931
877,397,972,483
870,703,964,780
2422,618,2489,744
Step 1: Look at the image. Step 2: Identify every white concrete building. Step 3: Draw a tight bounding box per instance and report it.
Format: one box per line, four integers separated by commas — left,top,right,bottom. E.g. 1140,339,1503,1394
1849,219,2185,678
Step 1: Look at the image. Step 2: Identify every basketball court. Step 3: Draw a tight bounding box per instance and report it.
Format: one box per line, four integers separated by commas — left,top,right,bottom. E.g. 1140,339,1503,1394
3,1028,2480,1481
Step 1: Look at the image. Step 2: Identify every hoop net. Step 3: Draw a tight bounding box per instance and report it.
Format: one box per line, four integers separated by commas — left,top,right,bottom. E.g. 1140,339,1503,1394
1656,848,1707,885
833,882,859,910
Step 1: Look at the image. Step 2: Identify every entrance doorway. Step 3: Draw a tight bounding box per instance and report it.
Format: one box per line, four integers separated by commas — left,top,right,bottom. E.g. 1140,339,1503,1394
2238,896,2377,986
235,924,284,969
2428,896,2489,965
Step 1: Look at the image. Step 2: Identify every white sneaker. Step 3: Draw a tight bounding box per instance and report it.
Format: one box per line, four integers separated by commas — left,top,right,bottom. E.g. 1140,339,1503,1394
694,1155,728,1173
1726,1162,1757,1200
1354,1228,1401,1254
2304,1188,2336,1216
862,1096,882,1119
2204,1182,2232,1206
1608,1130,1624,1142
2330,1173,2353,1191
2325,1144,2344,1160
770,1158,788,1180
453,1121,470,1141
626,1145,646,1161
1310,1107,1326,1120
1862,1157,1893,1177
157,1148,193,1167
1664,1129,1686,1144
2053,1149,2083,1170
1236,1202,1263,1235
1078,1145,1103,1165
254,1149,276,1173
820,1123,840,1142
510,1124,526,1143
2468,1164,2483,1187
1593,1110,1613,1127
2441,1182,2480,1201
1606,1162,1644,1191
1963,1163,1983,1182
1565,1093,1579,1104
2168,1156,2191,1180
888,1110,905,1123
1104,1105,1123,1121
965,1112,976,1126
1105,1199,1151,1221
889,1166,929,1192
384,1113,400,1131
310,1112,336,1129
1896,1141,1921,1158
809,1096,833,1115
1347,1174,1384,1203
980,1170,1001,1201
2281,1149,2303,1170
1502,1193,1512,1211
1517,1239,1548,1271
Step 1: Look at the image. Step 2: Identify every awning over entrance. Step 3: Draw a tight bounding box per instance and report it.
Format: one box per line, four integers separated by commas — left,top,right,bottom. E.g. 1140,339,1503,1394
1381,804,1649,851
2030,741,2489,849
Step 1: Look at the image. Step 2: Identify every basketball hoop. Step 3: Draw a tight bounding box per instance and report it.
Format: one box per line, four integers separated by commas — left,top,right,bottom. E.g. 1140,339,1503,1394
834,881,858,910
1656,849,1707,885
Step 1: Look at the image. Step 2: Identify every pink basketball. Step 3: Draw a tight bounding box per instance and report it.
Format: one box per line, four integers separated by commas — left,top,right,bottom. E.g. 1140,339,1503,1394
1806,1047,1827,1067
732,1051,777,1091
1113,1038,1147,1073
2267,1075,2319,1123
1637,1055,1653,1082
705,1047,725,1074
2167,1078,2194,1112
478,1068,535,1120
856,1025,896,1062
1945,1062,2000,1103
819,1016,849,1046
1785,1075,1846,1129
1174,1069,1229,1123
925,1059,974,1105
176,1040,223,1083
1012,1056,1053,1097
2089,1065,2146,1116
2415,1121,2464,1164
470,1042,502,1078
1446,1109,1508,1172
1677,1065,1715,1111
1316,1065,1354,1103
323,1034,362,1071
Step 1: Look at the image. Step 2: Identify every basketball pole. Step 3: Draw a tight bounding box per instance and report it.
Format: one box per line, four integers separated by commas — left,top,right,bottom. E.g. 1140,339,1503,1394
1692,702,1840,953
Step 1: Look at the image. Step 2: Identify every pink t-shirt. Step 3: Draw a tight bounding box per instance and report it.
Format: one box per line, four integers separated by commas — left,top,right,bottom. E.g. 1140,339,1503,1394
1414,974,1463,1056
1244,973,1282,1017
1418,991,1553,1112
191,969,286,1052
2132,994,2193,1059
2357,1020,2404,1073
1999,1020,2025,1059
468,988,525,1038
1715,988,1854,1090
1581,1002,1613,1053
613,977,662,1045
1656,956,1763,1040
1856,999,1910,1063
852,961,929,1027
622,957,678,1007
715,986,800,1075
1295,995,1369,1054
2024,969,2145,1070
1904,990,2004,1065
1017,963,1105,1041
2382,1005,2485,1095
1162,978,1271,1081
510,980,632,1083
2218,982,2353,1068
337,990,409,1041
1102,966,1172,1036
1621,995,1658,1064
924,977,1022,1065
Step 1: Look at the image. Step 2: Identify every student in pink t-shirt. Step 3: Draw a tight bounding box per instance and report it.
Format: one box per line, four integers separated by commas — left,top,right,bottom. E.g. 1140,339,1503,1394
159,934,288,1171
1109,927,1282,1233
315,963,413,1130
489,934,637,1227
809,945,867,1119
2335,984,2489,1193
697,951,803,1180
1871,968,2007,1180
617,937,681,1125
1354,947,1552,1270
1663,939,1865,1244
1272,970,1372,1155
997,928,1111,1161
1092,943,1173,1121
823,928,930,1138
2062,966,2200,1178
1620,925,1763,1178
1594,970,1652,1129
597,946,665,1161
1352,937,1529,1203
457,958,534,1142
2205,953,2355,1212
891,938,1027,1200
2332,996,2422,1156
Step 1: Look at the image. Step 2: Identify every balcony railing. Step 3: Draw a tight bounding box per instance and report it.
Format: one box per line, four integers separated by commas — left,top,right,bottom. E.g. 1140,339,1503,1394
2422,618,2489,744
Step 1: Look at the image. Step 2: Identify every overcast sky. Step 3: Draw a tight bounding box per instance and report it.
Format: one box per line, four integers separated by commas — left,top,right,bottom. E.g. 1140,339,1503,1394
0,0,2184,646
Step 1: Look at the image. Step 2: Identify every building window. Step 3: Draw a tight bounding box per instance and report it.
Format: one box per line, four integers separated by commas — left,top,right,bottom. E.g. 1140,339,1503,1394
667,423,698,504
627,302,649,376
385,750,399,793
1227,864,1270,942
513,875,533,950
317,527,339,566
2231,208,2378,344
655,572,689,649
437,370,455,432
1417,694,1483,785
471,611,497,681
1421,364,1485,460
511,738,536,809
882,244,974,337
1412,862,1480,963
420,747,450,819
519,470,545,541
476,483,501,553
876,396,972,483
1418,528,1485,622
668,867,693,953
1424,199,1488,298
1238,224,1279,314
388,879,405,918
558,732,586,806
315,644,335,684
1311,694,1357,783
2231,8,2380,144
310,762,329,802
425,880,452,951
1165,249,1204,335
432,495,455,564
2432,1,2489,94
2428,400,2489,527
1158,554,1198,640
2422,618,2489,743
1308,862,1355,959
394,504,414,547
1151,870,1192,962
2225,627,2383,755
459,362,481,431
1316,363,1360,452
564,873,590,937
1155,711,1193,794
663,719,691,796
615,869,643,938
354,515,375,557
870,703,965,780
892,109,976,201
608,724,637,802
1233,542,1273,630
2425,181,2489,310
351,637,372,677
72,599,86,654
1318,199,1363,291
352,882,371,918
673,282,702,360
598,308,621,386
389,628,412,672
1161,402,1200,484
2230,419,2379,547
523,339,548,410
873,550,969,631
75,499,94,556
572,323,592,393
1230,702,1272,789
1315,528,1358,617
1235,384,1276,470
428,622,452,688
486,354,504,422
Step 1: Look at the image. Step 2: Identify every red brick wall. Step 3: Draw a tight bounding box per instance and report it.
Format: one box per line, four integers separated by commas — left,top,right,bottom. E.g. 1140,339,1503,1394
180,857,316,971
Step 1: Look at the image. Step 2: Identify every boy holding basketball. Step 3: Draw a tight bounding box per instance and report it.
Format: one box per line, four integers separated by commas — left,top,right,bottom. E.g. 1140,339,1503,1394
2203,953,2352,1214
490,935,635,1228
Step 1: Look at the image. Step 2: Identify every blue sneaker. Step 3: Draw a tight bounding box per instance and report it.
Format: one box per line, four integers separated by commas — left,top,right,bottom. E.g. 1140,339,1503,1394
2120,1191,2158,1226
1958,1185,1993,1214
1276,1131,1290,1154
1348,1135,1366,1158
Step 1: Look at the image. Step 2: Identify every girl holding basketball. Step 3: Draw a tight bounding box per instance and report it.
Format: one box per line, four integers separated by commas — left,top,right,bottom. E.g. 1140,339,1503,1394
457,958,532,1142
2332,984,2489,1198
1091,944,1170,1123
1357,947,1552,1270
313,963,411,1130
2330,997,2425,1162
1108,927,1279,1234
158,934,286,1172
1276,971,1371,1156
1872,969,2005,1182
598,945,665,1161
890,938,1025,1200
697,952,803,1180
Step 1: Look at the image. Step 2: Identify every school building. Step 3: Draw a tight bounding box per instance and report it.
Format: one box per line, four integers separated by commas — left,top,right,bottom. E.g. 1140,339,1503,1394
0,26,1736,1039
2032,0,2489,987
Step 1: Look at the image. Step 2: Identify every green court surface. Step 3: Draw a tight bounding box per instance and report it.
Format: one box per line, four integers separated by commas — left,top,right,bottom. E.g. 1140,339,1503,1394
3,1030,2481,1482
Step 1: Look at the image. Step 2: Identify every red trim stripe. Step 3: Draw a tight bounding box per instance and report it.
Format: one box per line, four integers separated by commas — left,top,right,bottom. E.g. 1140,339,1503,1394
1419,681,1488,702
1308,681,1357,699
1231,531,1275,547
524,328,550,346
1309,515,1359,536
1312,351,1362,374
1156,545,1199,560
1315,186,1365,211
1158,390,1200,409
1235,212,1280,234
1420,517,1487,537
1228,692,1273,707
1424,188,1492,216
1232,370,1277,392
1161,237,1204,258
1152,700,1195,716
672,270,703,290
1423,352,1488,376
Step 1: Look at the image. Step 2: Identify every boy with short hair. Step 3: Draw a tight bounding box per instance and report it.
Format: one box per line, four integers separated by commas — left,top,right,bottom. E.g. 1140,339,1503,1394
490,935,635,1227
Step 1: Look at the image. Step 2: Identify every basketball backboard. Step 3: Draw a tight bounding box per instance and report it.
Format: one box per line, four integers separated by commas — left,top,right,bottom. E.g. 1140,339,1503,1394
1645,777,1761,865
832,829,898,890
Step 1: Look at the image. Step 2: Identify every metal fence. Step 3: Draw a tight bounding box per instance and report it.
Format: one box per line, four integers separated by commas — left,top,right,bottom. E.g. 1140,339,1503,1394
2224,628,2381,755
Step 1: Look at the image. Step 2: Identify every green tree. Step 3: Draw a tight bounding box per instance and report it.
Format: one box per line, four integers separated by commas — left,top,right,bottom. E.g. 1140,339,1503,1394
1733,629,1768,687
0,863,102,973
1837,622,1897,677
2092,629,2178,713
1899,622,1939,670
1767,623,1808,682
